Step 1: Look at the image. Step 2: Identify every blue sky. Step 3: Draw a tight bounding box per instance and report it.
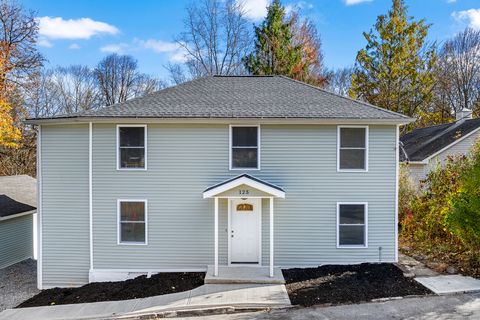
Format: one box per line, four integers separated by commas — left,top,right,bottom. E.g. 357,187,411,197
22,0,480,80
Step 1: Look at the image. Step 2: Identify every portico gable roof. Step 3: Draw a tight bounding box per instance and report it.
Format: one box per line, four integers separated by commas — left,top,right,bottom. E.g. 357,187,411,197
203,174,285,199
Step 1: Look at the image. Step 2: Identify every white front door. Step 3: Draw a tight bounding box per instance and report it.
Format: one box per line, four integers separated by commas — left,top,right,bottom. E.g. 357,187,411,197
230,198,260,264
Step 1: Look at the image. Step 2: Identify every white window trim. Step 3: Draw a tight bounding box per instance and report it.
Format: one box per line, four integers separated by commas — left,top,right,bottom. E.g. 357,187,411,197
116,124,148,171
336,202,368,249
229,125,261,171
117,199,148,246
337,125,369,172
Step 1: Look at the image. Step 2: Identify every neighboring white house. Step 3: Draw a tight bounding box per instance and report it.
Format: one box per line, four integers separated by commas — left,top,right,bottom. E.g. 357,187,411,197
0,175,37,269
400,109,480,183
26,76,413,289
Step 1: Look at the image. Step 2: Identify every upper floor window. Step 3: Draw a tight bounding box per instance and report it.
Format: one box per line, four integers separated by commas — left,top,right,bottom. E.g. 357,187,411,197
338,126,368,171
118,200,147,245
337,203,367,248
117,125,147,170
230,126,260,170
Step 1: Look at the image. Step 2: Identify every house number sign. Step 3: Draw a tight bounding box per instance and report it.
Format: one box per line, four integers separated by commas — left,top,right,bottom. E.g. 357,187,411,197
237,203,253,211
239,189,250,195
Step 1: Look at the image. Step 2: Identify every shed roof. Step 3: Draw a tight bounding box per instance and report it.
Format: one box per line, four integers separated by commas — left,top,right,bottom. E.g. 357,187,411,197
26,76,412,124
0,175,36,218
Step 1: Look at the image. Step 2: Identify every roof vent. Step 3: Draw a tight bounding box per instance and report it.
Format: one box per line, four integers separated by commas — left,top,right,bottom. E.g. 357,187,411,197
456,108,473,121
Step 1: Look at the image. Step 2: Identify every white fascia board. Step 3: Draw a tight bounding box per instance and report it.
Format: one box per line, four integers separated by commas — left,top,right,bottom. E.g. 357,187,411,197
203,176,285,199
0,209,36,221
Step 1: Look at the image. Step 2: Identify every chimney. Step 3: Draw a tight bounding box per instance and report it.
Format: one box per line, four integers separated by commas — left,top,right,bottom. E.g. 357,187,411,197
456,108,473,121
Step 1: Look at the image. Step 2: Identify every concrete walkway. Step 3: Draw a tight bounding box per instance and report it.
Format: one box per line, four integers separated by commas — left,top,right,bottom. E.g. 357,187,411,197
398,253,480,295
0,283,291,320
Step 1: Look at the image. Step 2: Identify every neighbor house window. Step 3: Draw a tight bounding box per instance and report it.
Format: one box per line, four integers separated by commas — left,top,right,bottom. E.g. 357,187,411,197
338,126,368,171
230,126,260,169
117,125,147,170
118,200,147,244
337,203,367,248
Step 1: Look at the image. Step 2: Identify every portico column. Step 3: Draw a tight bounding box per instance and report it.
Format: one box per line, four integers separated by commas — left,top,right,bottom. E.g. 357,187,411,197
214,197,219,277
269,197,274,277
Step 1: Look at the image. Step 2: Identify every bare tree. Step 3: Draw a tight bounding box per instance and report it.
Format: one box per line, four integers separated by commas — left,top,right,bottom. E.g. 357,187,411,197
164,62,188,85
436,28,480,116
0,0,43,83
53,65,100,113
95,54,166,106
174,0,250,79
327,67,353,96
22,69,59,117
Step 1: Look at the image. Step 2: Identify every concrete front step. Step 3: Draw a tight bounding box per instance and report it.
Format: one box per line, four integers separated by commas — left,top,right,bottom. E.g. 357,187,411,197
204,266,285,284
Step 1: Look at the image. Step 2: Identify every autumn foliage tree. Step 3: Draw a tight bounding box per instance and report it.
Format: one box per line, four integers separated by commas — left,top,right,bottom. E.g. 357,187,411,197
0,41,21,148
350,0,436,120
244,0,328,86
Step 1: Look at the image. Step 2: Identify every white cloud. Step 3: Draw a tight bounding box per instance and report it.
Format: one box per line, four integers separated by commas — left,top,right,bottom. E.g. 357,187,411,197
452,9,480,30
134,38,187,62
134,39,178,53
100,43,128,53
239,0,270,21
447,0,457,3
37,38,52,48
68,43,80,49
344,0,373,6
38,16,119,40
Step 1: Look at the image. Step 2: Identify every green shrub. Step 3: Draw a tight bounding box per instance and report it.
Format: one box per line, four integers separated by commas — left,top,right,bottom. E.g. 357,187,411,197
446,144,480,250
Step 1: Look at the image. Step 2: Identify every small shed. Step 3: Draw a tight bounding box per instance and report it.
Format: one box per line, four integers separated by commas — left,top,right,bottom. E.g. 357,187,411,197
0,175,36,269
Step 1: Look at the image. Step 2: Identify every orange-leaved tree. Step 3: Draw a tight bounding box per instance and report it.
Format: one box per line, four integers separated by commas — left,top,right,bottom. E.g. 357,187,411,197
0,41,21,148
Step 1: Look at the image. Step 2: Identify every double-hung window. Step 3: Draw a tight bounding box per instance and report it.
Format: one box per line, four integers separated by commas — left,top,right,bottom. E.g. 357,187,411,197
338,126,368,171
230,126,260,170
337,203,367,248
118,200,147,244
117,125,147,170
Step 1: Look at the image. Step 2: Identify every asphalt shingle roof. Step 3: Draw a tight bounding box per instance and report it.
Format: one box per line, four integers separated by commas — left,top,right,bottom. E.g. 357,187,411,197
28,76,410,122
400,118,480,162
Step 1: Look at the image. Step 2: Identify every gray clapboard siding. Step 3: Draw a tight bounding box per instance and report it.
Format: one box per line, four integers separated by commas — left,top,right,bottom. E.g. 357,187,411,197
41,124,90,287
41,122,397,286
0,214,33,269
89,124,395,271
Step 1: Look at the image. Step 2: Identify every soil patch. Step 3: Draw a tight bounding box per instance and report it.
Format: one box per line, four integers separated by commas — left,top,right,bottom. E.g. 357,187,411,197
17,272,205,308
282,263,431,307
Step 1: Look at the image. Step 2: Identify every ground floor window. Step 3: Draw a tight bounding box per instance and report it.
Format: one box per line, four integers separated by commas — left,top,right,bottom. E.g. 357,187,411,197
118,200,147,245
337,202,367,248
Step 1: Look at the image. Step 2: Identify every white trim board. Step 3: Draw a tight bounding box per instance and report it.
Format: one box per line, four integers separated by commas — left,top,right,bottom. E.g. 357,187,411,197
37,125,43,289
203,175,285,199
0,209,36,221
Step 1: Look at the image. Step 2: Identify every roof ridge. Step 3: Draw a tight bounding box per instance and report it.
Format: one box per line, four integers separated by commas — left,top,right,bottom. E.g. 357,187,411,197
277,75,413,120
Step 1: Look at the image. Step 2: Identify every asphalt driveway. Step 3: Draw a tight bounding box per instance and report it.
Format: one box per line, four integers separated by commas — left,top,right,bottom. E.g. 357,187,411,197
0,259,39,311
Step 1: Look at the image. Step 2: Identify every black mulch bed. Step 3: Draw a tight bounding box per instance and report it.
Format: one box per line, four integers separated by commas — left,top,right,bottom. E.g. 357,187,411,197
282,263,432,307
17,272,205,308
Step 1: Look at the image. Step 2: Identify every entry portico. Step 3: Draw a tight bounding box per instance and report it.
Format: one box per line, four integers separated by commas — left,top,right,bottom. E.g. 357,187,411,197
203,174,285,278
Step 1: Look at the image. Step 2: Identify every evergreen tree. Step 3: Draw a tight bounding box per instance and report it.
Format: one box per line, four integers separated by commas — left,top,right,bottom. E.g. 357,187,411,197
350,0,436,118
243,0,302,76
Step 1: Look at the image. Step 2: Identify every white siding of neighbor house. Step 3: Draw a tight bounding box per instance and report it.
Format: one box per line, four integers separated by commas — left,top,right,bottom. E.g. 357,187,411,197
40,124,90,287
406,128,480,184
40,123,397,286
0,214,33,269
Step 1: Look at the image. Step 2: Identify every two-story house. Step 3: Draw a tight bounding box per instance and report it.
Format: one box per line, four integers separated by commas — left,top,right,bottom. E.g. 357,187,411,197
26,76,413,289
